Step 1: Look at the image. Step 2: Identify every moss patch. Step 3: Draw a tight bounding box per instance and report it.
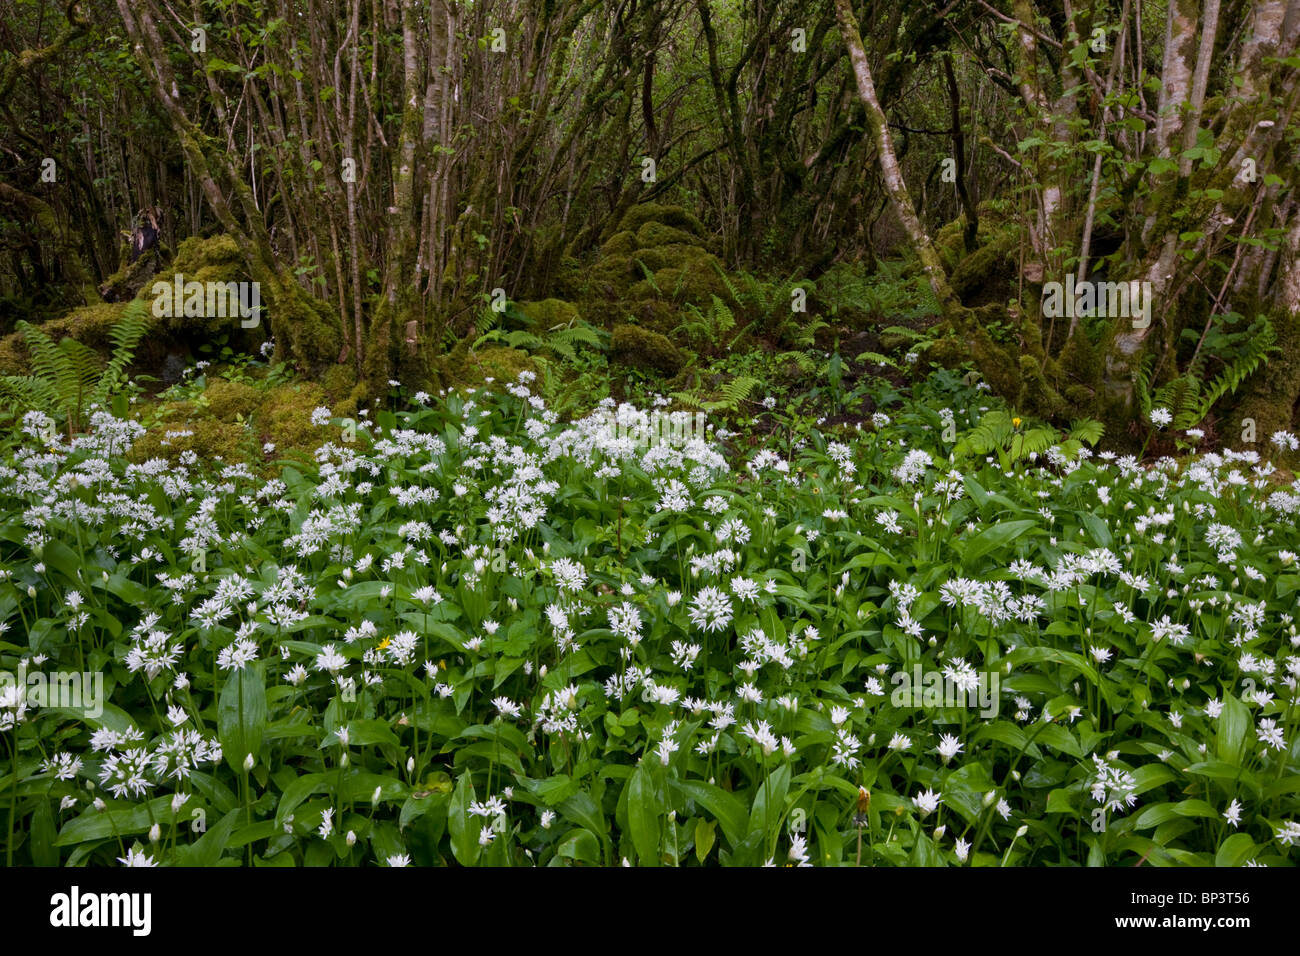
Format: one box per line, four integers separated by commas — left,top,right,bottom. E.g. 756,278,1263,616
610,324,686,375
517,299,580,328
204,380,261,420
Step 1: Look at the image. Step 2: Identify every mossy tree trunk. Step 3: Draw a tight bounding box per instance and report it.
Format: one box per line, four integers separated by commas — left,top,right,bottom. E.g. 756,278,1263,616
114,0,341,379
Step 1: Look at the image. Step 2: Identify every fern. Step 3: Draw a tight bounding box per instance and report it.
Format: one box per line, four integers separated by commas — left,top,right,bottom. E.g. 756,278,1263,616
1136,316,1276,430
674,295,735,349
1187,316,1276,424
96,301,150,406
954,409,1058,468
1069,418,1105,446
775,350,818,374
669,374,759,414
3,302,149,435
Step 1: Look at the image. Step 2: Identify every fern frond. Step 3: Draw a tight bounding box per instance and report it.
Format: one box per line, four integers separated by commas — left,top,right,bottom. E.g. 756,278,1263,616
1069,418,1105,446
95,301,150,406
776,350,817,374
1192,316,1277,421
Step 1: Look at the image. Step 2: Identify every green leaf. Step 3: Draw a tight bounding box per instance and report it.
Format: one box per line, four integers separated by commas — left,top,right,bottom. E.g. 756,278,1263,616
748,762,792,841
178,808,241,866
448,771,481,866
668,779,748,849
57,796,175,846
1216,693,1250,766
30,799,59,866
1214,832,1256,867
554,827,601,865
218,663,267,772
627,763,661,866
962,519,1038,568
695,818,717,863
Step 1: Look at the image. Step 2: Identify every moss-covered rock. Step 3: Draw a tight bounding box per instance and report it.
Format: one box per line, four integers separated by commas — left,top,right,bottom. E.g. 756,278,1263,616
618,203,704,238
587,255,638,299
635,221,700,249
599,231,639,259
320,363,360,409
259,383,331,458
579,203,727,313
204,380,261,420
629,300,678,335
517,299,580,328
129,418,248,465
950,230,1018,307
634,243,710,275
610,323,686,375
98,245,167,303
167,235,245,283
0,302,136,375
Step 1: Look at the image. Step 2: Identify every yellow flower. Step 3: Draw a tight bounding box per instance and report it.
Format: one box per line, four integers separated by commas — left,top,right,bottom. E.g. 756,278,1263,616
377,637,391,651
1012,417,1022,428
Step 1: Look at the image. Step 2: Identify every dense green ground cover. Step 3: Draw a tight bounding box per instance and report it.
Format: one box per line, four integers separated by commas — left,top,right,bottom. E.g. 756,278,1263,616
1,369,1297,866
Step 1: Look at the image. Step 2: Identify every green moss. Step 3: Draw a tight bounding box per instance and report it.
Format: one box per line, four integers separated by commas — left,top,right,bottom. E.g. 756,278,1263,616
635,221,701,249
205,380,260,420
260,383,330,458
552,256,586,301
635,243,712,275
610,323,686,375
98,247,166,303
1016,354,1069,420
587,255,638,298
599,231,639,259
517,299,580,328
925,335,969,370
1235,310,1300,453
1057,326,1103,392
129,418,247,465
628,300,678,335
950,230,1017,305
168,235,244,282
320,364,360,408
618,203,704,238
466,347,538,385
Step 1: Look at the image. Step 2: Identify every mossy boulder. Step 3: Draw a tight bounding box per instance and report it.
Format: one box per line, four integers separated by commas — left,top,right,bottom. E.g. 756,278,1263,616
610,323,686,375
580,203,729,312
167,234,245,283
635,221,700,249
618,203,704,238
204,380,261,420
99,245,167,303
517,299,580,328
259,383,331,458
129,418,248,465
0,302,138,375
320,363,360,411
629,300,678,335
950,229,1018,307
634,243,709,275
587,255,639,298
630,256,730,306
464,347,539,386
599,231,639,259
